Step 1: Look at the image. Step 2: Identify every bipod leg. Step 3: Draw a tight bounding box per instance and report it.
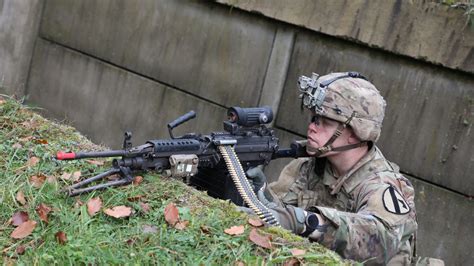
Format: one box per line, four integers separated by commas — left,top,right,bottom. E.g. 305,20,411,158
64,167,134,196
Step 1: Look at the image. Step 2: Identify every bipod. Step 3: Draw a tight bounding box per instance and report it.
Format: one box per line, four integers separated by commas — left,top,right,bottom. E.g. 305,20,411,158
63,166,134,196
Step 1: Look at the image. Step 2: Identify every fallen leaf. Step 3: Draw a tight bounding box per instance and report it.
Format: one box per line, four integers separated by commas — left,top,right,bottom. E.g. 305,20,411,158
12,143,23,149
36,203,52,223
224,225,245,236
71,171,81,182
248,218,263,227
234,261,245,266
290,248,306,256
34,139,48,145
11,220,37,239
133,176,143,185
164,202,179,226
104,206,132,218
12,211,29,226
16,190,26,205
249,228,272,249
19,136,34,143
60,172,72,181
55,231,67,244
0,97,5,105
26,157,40,167
283,258,300,266
21,120,40,129
142,225,158,234
85,159,104,166
87,197,102,216
126,239,136,245
139,202,150,213
200,225,211,234
29,175,46,188
16,245,26,255
127,195,144,202
174,220,189,230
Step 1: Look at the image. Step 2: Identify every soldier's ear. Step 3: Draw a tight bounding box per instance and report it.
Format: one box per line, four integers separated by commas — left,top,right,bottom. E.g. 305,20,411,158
347,129,360,144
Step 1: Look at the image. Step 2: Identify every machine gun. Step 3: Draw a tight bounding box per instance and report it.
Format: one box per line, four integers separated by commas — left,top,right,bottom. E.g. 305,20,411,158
56,106,308,225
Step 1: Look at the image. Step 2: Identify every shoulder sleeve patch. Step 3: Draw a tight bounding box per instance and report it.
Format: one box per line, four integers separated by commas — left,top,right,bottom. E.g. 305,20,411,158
382,186,410,215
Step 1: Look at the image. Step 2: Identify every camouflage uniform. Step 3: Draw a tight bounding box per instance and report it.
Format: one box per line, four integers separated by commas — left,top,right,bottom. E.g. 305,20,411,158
260,72,418,264
268,146,417,264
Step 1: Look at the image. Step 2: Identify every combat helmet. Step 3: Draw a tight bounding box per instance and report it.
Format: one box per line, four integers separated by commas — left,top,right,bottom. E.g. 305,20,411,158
298,72,386,155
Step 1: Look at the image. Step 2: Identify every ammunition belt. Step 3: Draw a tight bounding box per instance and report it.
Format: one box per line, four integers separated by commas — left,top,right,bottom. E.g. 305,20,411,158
218,145,280,226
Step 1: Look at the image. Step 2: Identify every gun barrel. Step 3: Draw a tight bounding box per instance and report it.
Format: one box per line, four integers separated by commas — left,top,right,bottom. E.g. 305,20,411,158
56,150,126,160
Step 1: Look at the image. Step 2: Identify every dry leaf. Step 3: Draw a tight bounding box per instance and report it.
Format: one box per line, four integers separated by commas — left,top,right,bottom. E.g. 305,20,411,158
140,202,150,213
34,139,48,144
248,218,263,227
249,228,272,249
12,143,23,149
224,225,245,236
87,197,102,216
36,203,52,223
60,172,72,181
71,171,81,182
142,225,158,234
174,220,189,230
104,206,132,218
133,176,143,185
12,211,29,226
283,258,300,266
11,220,37,239
290,248,306,256
164,202,179,226
29,175,46,188
16,245,26,255
85,159,104,166
0,97,5,105
16,190,26,205
127,195,144,202
235,261,245,266
200,225,211,234
55,231,67,244
26,156,40,167
19,136,34,143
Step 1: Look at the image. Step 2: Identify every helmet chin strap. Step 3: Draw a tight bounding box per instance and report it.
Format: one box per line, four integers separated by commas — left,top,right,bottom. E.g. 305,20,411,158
311,112,367,157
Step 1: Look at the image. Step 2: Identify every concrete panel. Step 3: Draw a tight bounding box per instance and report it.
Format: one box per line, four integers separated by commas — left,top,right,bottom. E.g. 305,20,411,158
276,31,474,196
39,0,276,107
0,0,43,96
26,39,226,149
410,178,474,265
216,0,474,74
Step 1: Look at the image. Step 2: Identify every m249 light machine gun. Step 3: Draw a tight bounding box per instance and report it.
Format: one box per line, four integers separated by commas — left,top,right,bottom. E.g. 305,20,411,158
56,106,308,225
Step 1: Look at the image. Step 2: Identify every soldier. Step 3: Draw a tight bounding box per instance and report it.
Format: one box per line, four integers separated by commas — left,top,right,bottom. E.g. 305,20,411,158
248,72,418,264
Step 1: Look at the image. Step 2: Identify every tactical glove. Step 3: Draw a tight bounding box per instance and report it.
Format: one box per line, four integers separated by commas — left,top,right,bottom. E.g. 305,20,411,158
270,205,328,240
246,166,282,208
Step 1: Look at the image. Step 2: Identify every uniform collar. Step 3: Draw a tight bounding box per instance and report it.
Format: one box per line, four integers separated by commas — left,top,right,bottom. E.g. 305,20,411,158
322,145,388,195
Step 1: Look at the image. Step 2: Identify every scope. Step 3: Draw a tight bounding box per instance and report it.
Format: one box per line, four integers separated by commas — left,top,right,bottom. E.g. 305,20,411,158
227,106,273,127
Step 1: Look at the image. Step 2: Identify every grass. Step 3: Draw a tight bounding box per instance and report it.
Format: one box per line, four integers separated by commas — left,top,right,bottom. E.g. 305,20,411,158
0,95,347,265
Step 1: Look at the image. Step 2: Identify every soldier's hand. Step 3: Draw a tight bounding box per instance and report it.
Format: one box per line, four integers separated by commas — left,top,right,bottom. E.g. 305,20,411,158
270,205,328,240
246,165,267,192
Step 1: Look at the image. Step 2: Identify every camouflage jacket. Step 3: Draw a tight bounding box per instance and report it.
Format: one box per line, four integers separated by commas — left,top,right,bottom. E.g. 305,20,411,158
268,146,417,265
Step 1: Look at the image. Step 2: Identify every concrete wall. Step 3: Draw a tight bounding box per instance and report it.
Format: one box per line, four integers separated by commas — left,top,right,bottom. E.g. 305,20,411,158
0,0,43,96
4,0,472,264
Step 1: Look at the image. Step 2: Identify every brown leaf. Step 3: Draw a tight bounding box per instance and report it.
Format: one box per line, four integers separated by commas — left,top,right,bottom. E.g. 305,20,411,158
16,190,27,205
283,258,300,266
87,197,102,216
55,231,67,245
0,97,5,105
34,139,48,145
200,225,211,234
248,228,272,249
36,203,52,223
174,220,189,230
26,156,40,167
104,206,132,218
224,225,245,236
29,175,46,188
133,176,143,185
164,202,179,226
127,195,144,202
16,245,26,255
12,211,29,226
234,261,245,266
11,220,37,239
71,171,81,182
19,136,34,143
60,172,72,181
248,218,263,227
85,159,104,166
12,143,23,149
142,225,158,234
290,248,306,256
140,202,150,213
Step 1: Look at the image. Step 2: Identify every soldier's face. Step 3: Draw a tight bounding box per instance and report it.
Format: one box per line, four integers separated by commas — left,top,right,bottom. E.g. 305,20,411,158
306,114,351,157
